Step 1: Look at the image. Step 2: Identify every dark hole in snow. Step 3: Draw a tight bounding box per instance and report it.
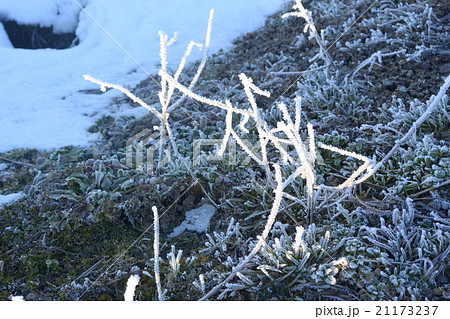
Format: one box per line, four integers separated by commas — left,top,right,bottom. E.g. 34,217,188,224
1,20,79,49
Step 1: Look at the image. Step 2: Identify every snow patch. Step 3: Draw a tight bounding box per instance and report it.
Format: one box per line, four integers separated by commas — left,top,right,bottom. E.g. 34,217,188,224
0,0,84,33
0,192,24,206
0,163,7,171
169,204,216,238
0,22,12,48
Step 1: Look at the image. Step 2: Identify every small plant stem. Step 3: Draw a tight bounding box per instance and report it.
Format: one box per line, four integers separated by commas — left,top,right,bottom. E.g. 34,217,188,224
0,156,35,167
152,206,164,301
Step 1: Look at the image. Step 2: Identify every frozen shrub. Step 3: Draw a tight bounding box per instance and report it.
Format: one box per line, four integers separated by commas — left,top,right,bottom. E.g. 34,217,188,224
84,10,214,173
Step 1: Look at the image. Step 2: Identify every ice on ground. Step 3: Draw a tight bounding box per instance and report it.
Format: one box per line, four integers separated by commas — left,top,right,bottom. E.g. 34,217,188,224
168,204,216,238
0,192,24,206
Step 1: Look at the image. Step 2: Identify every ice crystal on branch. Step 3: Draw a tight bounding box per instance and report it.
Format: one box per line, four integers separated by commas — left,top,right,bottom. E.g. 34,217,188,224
282,0,334,67
84,9,214,171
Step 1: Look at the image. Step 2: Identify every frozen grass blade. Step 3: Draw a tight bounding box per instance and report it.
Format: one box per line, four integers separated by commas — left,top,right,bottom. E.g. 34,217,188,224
152,206,164,301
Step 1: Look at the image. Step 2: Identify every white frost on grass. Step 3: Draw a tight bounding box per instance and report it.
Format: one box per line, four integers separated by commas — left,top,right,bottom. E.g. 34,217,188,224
0,192,24,206
169,204,216,238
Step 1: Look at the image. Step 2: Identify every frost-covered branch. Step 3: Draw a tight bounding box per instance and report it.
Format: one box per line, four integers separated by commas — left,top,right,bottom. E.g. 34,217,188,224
351,49,406,78
83,74,161,118
84,9,214,172
168,9,214,113
153,206,164,301
283,0,335,68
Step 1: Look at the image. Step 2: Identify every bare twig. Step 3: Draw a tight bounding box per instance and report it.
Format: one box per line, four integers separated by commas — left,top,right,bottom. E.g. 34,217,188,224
0,156,35,167
410,179,450,198
283,0,335,68
152,206,164,301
